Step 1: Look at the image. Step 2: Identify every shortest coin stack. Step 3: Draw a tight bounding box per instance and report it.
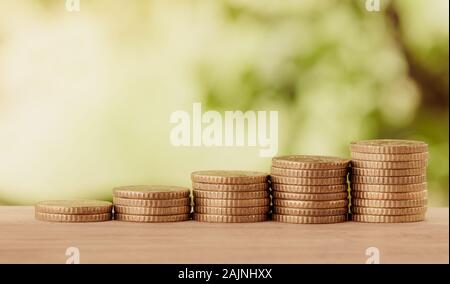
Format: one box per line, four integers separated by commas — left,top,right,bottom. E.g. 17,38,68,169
113,185,191,222
191,170,270,223
35,200,113,222
350,139,428,223
271,155,350,224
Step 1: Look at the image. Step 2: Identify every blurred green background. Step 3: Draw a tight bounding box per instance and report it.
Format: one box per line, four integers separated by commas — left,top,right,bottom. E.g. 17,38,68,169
0,0,448,206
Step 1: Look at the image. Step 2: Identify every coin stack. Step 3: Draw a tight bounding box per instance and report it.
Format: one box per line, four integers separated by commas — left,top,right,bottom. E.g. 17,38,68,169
113,185,191,222
35,200,113,222
350,139,428,223
191,171,270,223
270,155,350,224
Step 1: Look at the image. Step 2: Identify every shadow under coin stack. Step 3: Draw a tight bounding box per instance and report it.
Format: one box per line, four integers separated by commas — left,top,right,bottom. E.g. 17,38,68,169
113,185,191,222
35,200,112,222
350,139,428,223
270,155,350,224
191,171,270,223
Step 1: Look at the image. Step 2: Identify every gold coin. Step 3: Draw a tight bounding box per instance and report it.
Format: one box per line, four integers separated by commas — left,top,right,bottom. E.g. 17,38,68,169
350,139,428,154
115,213,190,222
271,183,348,193
273,199,348,209
273,207,348,216
350,182,427,193
351,213,425,223
271,175,347,185
350,206,427,216
192,182,268,192
272,191,348,201
351,190,427,200
272,214,347,224
194,206,270,215
194,198,269,207
193,213,267,223
350,175,426,185
351,152,428,162
272,155,350,170
191,171,268,184
351,198,427,208
113,197,190,207
193,190,269,199
351,160,428,169
350,167,426,177
270,167,348,178
35,212,111,222
35,200,112,215
113,185,190,199
113,205,191,215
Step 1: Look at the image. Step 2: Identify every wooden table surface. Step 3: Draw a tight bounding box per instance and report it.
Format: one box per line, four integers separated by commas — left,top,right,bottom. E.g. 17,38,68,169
0,206,448,264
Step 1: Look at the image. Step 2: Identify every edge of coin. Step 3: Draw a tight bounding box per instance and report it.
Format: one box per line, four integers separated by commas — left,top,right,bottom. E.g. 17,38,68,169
192,182,268,192
271,184,348,193
272,214,347,224
194,206,270,216
193,189,269,199
35,200,113,215
350,206,427,216
191,171,268,184
113,205,191,215
193,213,267,223
113,185,190,199
114,213,190,222
35,212,112,222
273,207,348,216
351,213,425,223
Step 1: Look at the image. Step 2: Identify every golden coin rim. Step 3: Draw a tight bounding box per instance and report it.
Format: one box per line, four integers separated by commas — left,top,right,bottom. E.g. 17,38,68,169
270,167,348,178
271,184,348,193
351,190,427,200
350,175,427,185
194,198,270,207
35,200,112,215
113,197,190,207
194,206,270,215
114,213,190,222
351,198,427,208
273,199,349,209
273,207,348,216
191,171,268,184
350,206,427,216
35,212,112,222
350,140,428,154
113,185,190,199
193,189,269,199
272,214,347,224
351,213,425,223
350,182,427,193
192,182,268,191
350,167,426,177
350,160,428,169
272,155,350,170
193,213,267,223
350,152,428,162
270,175,347,185
272,191,348,201
113,205,191,215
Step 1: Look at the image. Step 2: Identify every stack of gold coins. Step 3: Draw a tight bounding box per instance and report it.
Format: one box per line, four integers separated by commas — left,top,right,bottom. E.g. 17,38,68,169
270,155,350,224
191,171,270,223
350,139,428,223
113,185,191,222
35,200,113,222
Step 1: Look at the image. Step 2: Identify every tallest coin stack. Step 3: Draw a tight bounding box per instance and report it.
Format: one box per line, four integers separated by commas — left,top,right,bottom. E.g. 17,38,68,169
350,139,428,223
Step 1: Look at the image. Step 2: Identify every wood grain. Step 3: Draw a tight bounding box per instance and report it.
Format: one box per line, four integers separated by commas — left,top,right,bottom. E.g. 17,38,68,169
0,206,448,264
